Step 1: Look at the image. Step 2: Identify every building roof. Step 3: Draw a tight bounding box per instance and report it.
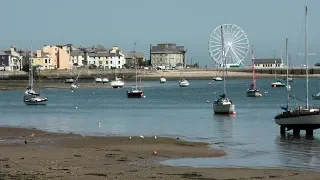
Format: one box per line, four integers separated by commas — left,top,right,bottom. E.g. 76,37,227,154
33,51,50,58
253,58,282,64
71,49,84,56
123,51,144,59
151,43,186,54
0,51,9,56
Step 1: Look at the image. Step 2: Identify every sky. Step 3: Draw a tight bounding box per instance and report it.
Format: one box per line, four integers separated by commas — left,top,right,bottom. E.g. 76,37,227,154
0,0,318,67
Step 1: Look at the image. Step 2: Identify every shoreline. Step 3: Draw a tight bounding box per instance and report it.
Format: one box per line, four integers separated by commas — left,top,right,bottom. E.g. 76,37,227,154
0,126,319,179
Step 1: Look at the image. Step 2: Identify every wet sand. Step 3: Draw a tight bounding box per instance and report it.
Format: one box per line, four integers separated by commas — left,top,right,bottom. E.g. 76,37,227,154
0,127,319,179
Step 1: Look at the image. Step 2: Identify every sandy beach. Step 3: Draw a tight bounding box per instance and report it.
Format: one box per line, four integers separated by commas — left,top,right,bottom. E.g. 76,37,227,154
0,127,318,179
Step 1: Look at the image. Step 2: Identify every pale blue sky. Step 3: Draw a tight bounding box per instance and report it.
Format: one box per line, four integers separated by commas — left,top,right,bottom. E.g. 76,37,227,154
1,0,318,66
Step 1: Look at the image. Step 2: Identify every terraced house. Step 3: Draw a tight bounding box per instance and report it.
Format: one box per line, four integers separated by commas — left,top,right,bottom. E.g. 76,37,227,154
31,50,52,70
42,44,72,69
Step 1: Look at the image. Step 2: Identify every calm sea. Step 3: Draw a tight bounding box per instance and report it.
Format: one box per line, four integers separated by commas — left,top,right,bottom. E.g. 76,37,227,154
0,78,320,171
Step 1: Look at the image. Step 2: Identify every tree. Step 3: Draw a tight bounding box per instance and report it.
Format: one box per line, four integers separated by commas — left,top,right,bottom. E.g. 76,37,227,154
22,54,31,72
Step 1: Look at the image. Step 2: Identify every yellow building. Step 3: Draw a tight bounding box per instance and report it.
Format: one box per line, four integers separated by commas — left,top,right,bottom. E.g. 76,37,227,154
43,44,72,69
31,50,53,70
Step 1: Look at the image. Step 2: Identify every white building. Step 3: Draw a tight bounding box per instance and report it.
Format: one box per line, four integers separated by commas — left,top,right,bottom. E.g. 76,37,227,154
70,49,86,67
253,58,283,69
150,43,186,69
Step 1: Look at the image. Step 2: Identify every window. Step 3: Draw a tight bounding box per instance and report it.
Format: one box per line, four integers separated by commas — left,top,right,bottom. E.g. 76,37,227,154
49,59,51,64
99,61,102,65
93,61,95,65
106,61,108,64
45,59,47,63
110,61,112,64
118,61,120,64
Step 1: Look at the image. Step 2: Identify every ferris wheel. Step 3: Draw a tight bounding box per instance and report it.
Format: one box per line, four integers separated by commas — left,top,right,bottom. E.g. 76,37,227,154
208,24,249,66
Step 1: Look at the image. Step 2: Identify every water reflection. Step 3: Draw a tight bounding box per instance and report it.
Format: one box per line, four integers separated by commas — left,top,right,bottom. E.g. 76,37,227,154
275,135,320,170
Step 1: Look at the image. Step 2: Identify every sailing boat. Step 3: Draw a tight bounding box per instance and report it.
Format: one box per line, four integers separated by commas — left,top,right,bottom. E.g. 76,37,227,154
23,44,48,105
127,43,143,98
70,70,80,89
271,51,285,87
275,8,320,134
213,62,223,81
179,63,189,87
213,25,235,115
160,69,166,84
110,49,124,88
283,54,294,82
247,45,262,97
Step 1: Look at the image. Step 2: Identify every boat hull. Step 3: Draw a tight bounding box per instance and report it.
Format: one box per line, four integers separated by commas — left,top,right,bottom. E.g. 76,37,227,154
24,98,48,105
275,111,320,127
271,83,285,87
312,95,320,100
65,79,74,84
111,80,124,88
213,77,223,81
213,104,235,114
247,90,262,97
127,91,143,98
160,78,166,84
179,81,189,87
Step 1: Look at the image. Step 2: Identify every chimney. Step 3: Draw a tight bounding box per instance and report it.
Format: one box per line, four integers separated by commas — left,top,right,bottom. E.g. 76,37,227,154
37,50,42,58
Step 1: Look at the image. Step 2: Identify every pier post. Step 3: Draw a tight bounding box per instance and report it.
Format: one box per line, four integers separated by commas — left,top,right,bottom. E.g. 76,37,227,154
293,128,300,136
280,126,286,135
306,129,313,137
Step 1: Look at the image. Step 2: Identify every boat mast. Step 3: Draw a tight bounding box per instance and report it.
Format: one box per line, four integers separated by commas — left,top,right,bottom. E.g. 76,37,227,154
252,45,256,89
133,42,137,90
30,42,33,89
286,38,289,109
274,50,276,79
220,25,226,95
305,6,309,108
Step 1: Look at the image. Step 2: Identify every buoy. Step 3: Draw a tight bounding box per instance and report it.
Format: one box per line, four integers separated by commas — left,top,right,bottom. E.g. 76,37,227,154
232,111,236,115
143,96,146,98
153,151,157,155
206,100,210,103
208,83,212,85
98,123,101,127
154,136,157,140
273,85,276,88
71,90,74,92
75,107,78,109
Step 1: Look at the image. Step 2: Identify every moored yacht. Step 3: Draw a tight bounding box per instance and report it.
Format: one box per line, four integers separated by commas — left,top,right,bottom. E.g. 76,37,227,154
179,79,189,87
213,25,236,115
275,11,320,136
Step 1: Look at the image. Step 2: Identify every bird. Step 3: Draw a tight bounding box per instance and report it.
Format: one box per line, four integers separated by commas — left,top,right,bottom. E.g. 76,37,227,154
129,136,132,140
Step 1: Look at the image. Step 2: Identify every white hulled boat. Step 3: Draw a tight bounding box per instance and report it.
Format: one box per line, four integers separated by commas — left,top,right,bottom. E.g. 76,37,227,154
23,43,48,105
160,76,166,84
110,53,124,88
275,9,320,136
213,25,235,115
95,77,102,83
213,77,223,81
179,79,189,87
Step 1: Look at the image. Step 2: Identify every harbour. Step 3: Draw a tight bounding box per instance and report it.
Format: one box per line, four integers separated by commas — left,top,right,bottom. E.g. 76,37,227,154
1,79,320,171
